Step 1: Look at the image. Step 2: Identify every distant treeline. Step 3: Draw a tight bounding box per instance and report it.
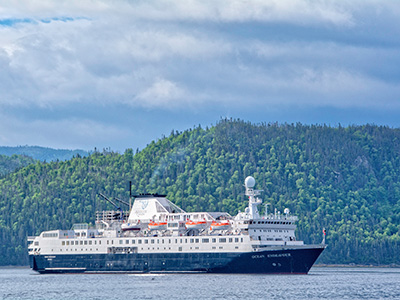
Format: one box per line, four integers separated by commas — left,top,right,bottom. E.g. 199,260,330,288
0,146,88,162
0,154,35,177
0,119,399,265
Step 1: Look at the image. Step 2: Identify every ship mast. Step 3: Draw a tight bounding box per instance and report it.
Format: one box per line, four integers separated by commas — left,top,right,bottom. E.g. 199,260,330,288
244,176,263,220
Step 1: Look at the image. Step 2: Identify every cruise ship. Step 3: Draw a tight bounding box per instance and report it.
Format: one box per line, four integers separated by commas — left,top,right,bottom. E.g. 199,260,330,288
28,176,326,274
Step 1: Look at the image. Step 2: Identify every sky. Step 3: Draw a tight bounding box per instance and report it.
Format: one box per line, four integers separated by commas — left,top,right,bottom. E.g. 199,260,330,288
1,0,400,152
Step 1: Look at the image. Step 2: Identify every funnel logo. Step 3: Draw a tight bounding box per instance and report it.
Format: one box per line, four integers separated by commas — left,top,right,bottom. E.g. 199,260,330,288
139,200,149,210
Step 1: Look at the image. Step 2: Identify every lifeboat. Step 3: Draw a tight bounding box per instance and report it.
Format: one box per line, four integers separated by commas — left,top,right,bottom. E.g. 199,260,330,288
185,220,207,230
148,221,167,231
121,221,141,231
210,220,230,231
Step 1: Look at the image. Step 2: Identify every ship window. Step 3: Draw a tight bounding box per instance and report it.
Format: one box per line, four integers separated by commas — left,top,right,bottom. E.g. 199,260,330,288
169,239,171,244
185,239,188,243
34,241,39,246
138,240,142,244
89,241,92,245
151,240,155,244
132,240,135,244
107,240,109,245
175,239,178,243
119,240,123,245
212,238,216,243
195,239,199,243
235,238,239,242
145,240,149,244
241,238,243,242
190,239,194,243
162,239,164,244
62,241,65,246
66,241,69,245
202,238,209,243
84,241,88,245
126,240,129,244
219,238,226,243
94,241,97,245
229,238,233,243
43,232,58,238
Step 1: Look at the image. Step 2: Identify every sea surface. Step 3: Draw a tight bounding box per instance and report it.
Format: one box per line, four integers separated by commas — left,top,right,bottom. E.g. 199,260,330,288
1,267,399,300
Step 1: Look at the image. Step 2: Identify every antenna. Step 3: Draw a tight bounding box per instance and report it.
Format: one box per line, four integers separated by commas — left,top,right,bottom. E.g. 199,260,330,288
129,181,132,210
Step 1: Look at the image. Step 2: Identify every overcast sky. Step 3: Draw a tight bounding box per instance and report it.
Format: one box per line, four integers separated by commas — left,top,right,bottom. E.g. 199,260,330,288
1,0,400,152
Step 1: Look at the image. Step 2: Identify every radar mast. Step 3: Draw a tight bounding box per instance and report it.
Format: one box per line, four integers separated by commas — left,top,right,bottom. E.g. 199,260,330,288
244,176,263,219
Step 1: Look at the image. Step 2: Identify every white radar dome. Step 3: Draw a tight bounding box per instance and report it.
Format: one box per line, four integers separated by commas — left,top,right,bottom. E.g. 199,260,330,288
245,176,255,188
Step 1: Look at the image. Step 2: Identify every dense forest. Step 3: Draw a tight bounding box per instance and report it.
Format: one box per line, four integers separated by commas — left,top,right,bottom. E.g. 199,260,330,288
1,120,400,266
0,146,88,162
0,154,35,177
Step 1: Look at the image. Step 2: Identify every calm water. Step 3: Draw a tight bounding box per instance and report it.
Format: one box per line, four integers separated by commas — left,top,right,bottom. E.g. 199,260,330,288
1,267,399,300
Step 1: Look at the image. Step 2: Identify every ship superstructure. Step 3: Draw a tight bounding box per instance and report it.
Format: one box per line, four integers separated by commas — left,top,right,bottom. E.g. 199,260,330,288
28,177,325,274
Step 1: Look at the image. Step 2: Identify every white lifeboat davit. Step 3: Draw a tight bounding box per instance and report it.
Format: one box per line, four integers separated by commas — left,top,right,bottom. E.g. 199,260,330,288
148,221,167,231
121,221,141,231
210,220,230,231
185,220,207,230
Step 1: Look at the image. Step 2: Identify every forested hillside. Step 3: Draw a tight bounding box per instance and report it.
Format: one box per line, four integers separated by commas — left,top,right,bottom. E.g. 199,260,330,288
1,120,400,265
0,154,35,177
0,146,88,162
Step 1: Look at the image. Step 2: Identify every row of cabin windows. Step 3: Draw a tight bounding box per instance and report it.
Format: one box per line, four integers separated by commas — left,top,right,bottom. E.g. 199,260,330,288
244,220,292,225
116,237,243,244
61,237,244,246
62,240,101,246
60,248,99,252
43,232,58,238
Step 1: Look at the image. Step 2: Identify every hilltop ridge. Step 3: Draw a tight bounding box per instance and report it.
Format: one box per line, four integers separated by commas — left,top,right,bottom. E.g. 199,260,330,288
0,146,88,162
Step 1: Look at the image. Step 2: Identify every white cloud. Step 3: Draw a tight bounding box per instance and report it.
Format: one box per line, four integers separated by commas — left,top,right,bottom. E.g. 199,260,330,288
0,0,355,26
135,78,186,109
0,0,399,151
